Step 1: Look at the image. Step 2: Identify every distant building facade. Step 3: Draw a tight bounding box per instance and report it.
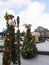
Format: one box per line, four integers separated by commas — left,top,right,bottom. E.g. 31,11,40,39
34,26,49,38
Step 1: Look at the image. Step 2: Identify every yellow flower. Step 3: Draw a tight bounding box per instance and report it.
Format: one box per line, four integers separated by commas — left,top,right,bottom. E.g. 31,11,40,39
27,48,29,51
3,48,5,51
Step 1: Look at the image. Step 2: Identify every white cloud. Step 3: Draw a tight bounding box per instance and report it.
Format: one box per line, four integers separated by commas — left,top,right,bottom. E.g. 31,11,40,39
0,0,31,10
0,1,49,32
0,9,16,32
10,0,31,8
18,2,49,32
0,0,32,32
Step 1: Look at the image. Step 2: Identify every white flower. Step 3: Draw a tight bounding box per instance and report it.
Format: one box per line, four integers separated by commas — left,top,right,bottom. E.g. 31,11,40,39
7,39,9,41
8,19,12,25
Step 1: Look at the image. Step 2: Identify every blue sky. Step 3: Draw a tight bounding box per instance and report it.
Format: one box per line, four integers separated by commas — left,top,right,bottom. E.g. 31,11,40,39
32,0,49,13
16,0,49,14
0,0,49,32
1,0,49,13
0,0,49,12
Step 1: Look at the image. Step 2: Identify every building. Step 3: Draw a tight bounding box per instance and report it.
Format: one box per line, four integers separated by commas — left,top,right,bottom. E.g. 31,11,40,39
31,32,40,42
34,26,49,38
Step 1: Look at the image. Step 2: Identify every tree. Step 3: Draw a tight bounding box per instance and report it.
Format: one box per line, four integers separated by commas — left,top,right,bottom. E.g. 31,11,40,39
16,16,21,65
21,24,37,58
2,12,18,65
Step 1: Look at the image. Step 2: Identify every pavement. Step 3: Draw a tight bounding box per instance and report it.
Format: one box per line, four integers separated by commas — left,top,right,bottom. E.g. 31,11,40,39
36,40,49,52
0,53,49,65
0,40,49,65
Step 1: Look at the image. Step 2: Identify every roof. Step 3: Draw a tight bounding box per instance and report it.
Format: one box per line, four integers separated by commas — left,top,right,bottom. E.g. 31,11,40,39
35,26,49,32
